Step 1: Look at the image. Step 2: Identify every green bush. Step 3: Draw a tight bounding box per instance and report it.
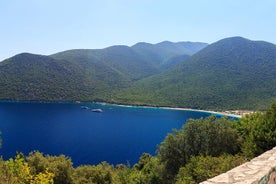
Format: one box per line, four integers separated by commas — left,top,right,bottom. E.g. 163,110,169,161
176,154,246,184
158,116,239,180
27,151,73,184
236,102,276,158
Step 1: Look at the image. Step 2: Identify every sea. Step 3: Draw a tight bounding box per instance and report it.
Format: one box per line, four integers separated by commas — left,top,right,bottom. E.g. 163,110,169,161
0,101,223,166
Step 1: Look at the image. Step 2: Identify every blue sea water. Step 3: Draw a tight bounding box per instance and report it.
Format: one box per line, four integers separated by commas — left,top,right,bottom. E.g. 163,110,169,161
0,101,214,166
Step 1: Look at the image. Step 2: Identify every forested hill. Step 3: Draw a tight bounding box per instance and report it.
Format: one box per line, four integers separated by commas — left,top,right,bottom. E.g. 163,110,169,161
0,41,206,102
51,41,208,79
1,37,276,110
115,37,276,110
0,53,131,101
131,41,207,68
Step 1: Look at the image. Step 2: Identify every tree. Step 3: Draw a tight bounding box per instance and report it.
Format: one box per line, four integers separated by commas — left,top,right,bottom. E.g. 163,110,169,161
1,152,54,184
258,102,276,151
27,151,73,184
183,116,240,157
30,169,54,184
157,116,240,181
176,154,246,184
5,153,32,184
235,112,263,158
158,129,186,181
236,102,276,158
73,162,118,184
132,153,164,184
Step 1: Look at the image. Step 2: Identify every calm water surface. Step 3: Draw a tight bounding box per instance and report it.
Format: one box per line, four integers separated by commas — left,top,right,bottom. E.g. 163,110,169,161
0,102,213,166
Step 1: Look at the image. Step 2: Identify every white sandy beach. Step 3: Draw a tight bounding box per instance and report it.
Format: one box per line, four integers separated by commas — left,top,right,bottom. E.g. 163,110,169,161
94,102,243,118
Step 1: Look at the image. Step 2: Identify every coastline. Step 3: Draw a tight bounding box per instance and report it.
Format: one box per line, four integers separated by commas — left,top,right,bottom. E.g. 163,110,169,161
95,102,243,118
160,107,242,118
0,100,245,118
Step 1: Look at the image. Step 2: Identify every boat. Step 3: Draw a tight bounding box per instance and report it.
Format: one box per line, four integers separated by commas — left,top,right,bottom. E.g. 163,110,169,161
91,108,103,113
81,106,89,110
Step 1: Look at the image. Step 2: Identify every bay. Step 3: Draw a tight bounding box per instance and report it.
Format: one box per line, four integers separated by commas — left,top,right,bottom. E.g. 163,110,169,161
0,101,214,166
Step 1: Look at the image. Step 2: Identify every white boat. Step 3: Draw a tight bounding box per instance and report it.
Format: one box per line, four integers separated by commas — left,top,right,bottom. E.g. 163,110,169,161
91,108,103,113
81,106,89,110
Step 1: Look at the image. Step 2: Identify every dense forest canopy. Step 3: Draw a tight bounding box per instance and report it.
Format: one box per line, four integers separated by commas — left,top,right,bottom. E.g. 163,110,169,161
115,37,276,110
0,37,276,110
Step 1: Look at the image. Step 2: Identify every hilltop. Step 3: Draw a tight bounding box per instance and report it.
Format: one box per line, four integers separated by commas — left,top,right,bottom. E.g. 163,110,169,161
115,37,276,110
0,37,276,110
0,41,207,102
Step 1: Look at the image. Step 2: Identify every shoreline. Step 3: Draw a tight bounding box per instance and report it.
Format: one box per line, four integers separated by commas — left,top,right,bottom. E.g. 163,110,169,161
161,107,242,118
95,102,243,118
0,100,245,118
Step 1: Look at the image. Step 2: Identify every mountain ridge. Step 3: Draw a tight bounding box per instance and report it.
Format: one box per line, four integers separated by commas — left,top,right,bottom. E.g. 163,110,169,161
1,37,275,110
0,40,207,102
115,37,276,110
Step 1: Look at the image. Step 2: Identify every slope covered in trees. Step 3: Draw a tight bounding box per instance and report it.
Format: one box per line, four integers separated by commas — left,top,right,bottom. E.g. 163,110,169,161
1,37,276,110
0,53,130,101
116,37,276,110
0,41,206,102
131,41,207,67
51,46,159,81
51,41,208,80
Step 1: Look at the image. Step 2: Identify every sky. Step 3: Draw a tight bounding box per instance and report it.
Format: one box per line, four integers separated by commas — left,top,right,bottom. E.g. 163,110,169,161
0,0,276,61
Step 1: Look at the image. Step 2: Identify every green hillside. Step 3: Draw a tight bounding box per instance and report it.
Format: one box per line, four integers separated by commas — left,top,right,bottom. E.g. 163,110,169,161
1,37,275,110
0,53,130,101
131,41,207,66
115,37,276,110
51,41,207,80
51,46,159,81
0,41,206,102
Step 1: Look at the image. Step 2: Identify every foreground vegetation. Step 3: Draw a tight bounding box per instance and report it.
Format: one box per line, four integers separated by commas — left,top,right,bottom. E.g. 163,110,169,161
0,102,275,184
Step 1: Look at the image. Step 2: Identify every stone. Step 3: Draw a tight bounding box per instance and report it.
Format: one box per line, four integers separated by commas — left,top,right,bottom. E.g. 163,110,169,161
200,147,276,184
